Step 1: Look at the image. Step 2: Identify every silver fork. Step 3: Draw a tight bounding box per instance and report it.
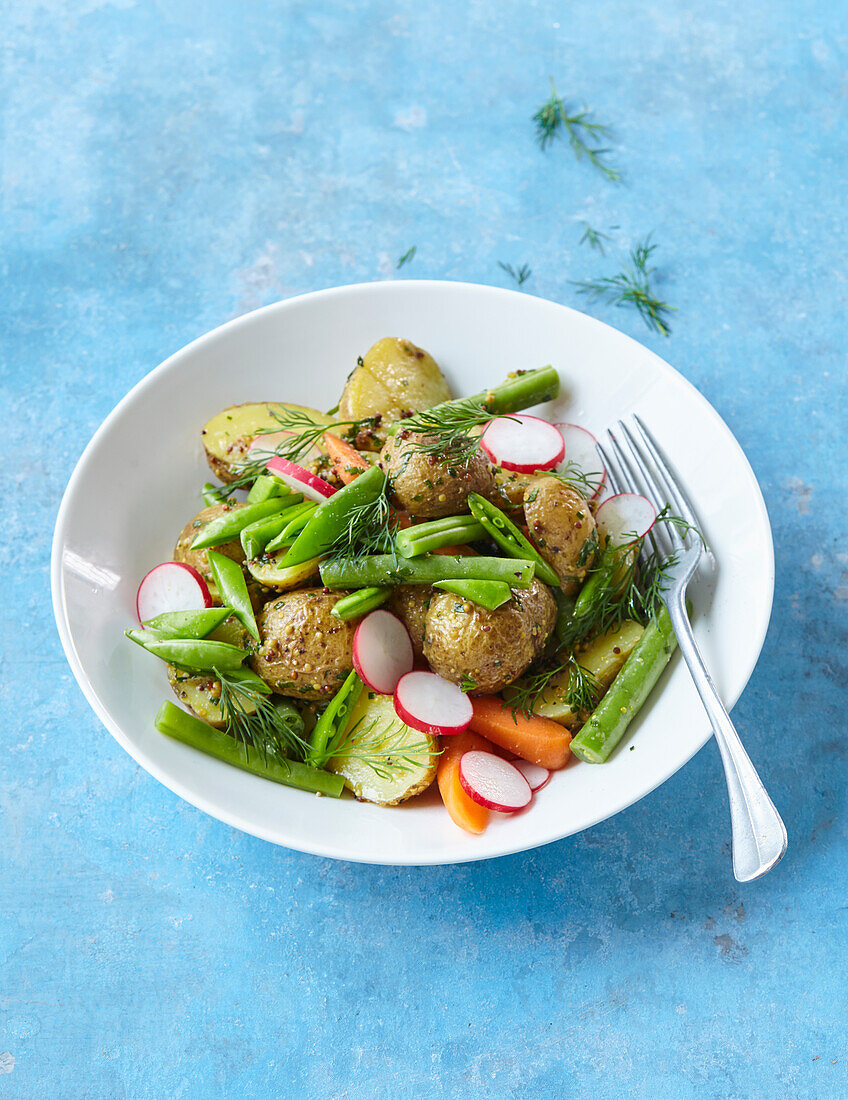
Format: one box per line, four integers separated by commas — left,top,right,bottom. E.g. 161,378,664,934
597,415,787,882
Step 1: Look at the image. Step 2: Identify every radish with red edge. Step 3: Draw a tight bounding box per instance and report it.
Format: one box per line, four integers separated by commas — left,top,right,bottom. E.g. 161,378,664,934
393,671,473,736
136,562,212,624
352,610,414,695
248,429,325,467
480,415,565,473
595,493,657,545
265,456,336,502
459,751,532,812
512,759,552,792
554,423,606,498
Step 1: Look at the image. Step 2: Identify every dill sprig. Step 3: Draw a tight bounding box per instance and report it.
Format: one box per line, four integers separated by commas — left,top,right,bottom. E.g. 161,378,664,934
509,653,601,720
549,460,603,500
572,237,676,336
327,715,439,779
324,489,398,566
401,397,503,466
579,223,610,253
215,669,310,761
397,246,416,269
498,261,532,287
533,78,620,182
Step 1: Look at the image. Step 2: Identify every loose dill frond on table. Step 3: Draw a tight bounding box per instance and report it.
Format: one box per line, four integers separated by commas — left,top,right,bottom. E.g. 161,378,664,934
572,237,676,336
498,261,532,287
397,245,416,269
579,223,610,253
533,78,620,182
216,669,309,761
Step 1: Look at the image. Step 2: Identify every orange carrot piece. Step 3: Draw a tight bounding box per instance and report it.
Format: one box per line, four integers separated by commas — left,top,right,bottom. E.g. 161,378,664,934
323,431,369,484
432,544,476,556
436,731,494,835
469,697,572,770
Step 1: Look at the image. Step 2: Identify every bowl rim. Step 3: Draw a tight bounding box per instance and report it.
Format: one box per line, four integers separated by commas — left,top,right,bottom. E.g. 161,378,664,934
51,279,775,863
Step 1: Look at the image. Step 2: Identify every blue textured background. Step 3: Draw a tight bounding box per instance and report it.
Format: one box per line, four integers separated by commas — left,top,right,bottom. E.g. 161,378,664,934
3,1,846,1097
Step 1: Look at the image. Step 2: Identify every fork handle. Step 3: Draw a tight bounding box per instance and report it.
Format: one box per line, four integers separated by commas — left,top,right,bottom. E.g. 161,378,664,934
665,592,787,882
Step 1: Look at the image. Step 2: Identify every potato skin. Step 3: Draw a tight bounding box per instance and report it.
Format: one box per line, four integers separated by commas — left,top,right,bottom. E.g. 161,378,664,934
174,503,246,587
202,402,333,483
523,477,596,583
379,431,496,518
389,585,433,660
166,618,257,726
423,579,556,693
339,337,452,423
250,588,355,700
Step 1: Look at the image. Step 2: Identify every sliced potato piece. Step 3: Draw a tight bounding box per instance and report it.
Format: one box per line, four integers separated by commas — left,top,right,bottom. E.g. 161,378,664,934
329,690,438,805
338,337,452,423
246,553,322,591
202,402,334,483
166,619,258,726
533,619,645,726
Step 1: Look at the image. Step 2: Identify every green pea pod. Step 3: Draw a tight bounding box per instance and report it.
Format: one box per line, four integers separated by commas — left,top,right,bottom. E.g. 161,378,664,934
330,587,393,621
202,482,227,506
432,579,512,610
307,670,364,767
467,492,560,588
206,550,259,641
190,499,291,550
155,702,344,797
141,607,233,640
264,502,319,553
125,630,247,671
247,474,291,504
320,554,535,590
395,515,486,558
281,464,387,568
240,500,306,559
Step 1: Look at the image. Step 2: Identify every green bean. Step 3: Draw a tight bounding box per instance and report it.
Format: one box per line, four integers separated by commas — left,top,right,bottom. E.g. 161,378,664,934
432,579,512,610
264,501,319,553
307,670,364,767
467,493,560,588
191,499,290,550
320,554,536,589
247,474,290,504
140,607,233,640
207,550,259,641
202,482,226,506
281,464,387,567
387,366,560,435
155,701,344,797
240,502,305,559
395,515,486,558
553,588,577,646
125,630,247,671
570,606,678,763
330,587,392,620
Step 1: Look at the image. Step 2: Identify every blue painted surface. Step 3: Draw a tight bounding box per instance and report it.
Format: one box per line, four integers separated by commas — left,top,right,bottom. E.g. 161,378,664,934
2,1,846,1096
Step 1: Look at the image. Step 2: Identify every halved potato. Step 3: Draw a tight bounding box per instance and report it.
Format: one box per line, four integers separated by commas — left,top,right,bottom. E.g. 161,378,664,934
166,618,258,726
202,402,335,483
329,690,438,805
246,553,322,591
532,619,645,726
338,337,452,423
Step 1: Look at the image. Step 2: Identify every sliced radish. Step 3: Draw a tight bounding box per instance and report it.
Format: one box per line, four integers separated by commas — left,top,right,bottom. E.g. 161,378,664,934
480,415,565,473
459,751,532,812
136,562,212,624
554,423,606,499
265,456,335,503
595,493,657,545
512,759,552,792
353,610,414,695
247,429,324,466
393,671,473,736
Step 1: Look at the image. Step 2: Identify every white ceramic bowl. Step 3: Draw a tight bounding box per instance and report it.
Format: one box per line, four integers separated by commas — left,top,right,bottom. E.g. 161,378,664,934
51,281,774,864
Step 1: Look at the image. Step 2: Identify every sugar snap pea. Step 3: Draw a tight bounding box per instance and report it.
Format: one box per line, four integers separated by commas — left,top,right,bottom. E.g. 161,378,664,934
141,607,233,640
307,670,364,767
330,587,392,620
395,515,486,558
320,554,535,589
206,550,259,641
202,482,226,506
281,464,387,568
264,502,319,553
432,579,512,610
125,630,247,671
247,474,290,504
467,492,560,588
191,499,290,551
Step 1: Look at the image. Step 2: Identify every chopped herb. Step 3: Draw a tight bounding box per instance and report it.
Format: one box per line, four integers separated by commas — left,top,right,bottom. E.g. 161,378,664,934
498,261,532,287
533,77,620,182
572,236,676,336
397,246,416,269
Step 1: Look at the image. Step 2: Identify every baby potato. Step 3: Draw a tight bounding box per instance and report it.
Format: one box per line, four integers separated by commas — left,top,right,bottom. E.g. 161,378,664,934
389,585,433,660
174,503,246,585
379,430,497,518
523,477,597,583
250,588,355,701
423,579,556,694
166,618,257,726
202,401,334,483
338,337,452,424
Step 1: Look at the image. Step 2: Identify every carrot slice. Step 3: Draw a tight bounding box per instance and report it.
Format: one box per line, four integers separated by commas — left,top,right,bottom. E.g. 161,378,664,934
469,697,572,770
436,731,494,834
323,431,369,484
432,544,476,557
